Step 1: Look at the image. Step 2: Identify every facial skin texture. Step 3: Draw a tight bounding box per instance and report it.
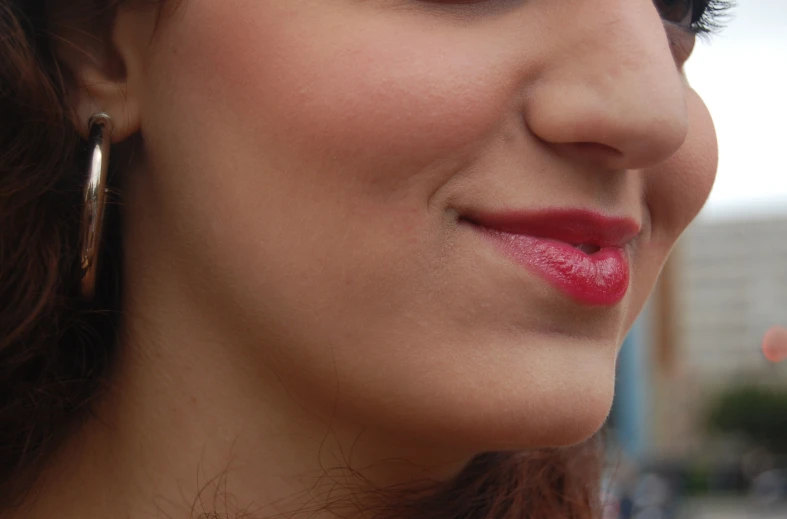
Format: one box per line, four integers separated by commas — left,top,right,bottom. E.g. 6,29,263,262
39,0,717,517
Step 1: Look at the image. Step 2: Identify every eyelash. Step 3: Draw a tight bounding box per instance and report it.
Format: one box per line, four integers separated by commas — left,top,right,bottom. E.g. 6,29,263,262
689,0,735,36
419,0,735,40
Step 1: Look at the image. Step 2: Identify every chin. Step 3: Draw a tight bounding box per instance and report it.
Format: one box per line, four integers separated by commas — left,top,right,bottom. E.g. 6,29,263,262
485,337,619,450
391,351,619,455
535,387,615,448
504,380,615,450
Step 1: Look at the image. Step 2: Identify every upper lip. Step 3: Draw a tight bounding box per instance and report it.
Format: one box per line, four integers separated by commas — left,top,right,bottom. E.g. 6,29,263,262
461,209,641,248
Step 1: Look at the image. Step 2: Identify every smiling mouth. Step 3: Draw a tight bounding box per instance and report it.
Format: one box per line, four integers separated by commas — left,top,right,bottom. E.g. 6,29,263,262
460,209,640,306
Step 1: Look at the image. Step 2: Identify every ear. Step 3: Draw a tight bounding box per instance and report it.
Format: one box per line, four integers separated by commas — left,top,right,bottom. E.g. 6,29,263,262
54,4,160,142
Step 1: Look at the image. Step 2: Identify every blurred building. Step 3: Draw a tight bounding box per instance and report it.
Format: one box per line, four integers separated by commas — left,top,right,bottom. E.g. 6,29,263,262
612,215,787,461
678,217,787,375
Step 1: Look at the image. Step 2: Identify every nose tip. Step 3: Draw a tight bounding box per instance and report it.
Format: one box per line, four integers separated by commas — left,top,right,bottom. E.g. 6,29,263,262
525,70,689,170
522,7,690,170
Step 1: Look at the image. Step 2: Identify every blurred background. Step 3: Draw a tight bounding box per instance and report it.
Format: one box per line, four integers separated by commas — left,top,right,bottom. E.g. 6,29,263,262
602,1,787,518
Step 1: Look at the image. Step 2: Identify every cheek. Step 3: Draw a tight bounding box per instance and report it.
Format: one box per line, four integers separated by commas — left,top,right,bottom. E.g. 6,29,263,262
625,89,717,328
646,88,718,242
157,1,512,168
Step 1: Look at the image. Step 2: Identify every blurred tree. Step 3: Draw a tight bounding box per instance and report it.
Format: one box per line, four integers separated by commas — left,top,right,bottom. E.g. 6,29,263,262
707,384,787,456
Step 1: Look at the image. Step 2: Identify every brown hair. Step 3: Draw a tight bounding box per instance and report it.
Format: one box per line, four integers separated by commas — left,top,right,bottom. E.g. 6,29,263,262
0,0,603,516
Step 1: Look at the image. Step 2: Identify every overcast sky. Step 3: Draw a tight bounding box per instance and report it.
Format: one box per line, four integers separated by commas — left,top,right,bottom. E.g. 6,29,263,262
685,0,787,220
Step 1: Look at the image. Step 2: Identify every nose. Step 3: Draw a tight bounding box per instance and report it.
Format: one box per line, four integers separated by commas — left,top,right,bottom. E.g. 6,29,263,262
522,1,689,170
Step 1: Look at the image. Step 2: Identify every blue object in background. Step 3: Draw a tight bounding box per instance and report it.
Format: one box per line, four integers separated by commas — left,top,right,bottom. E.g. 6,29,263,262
613,317,650,460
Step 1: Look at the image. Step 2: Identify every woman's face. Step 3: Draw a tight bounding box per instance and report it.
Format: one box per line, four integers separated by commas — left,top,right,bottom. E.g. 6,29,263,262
125,0,717,449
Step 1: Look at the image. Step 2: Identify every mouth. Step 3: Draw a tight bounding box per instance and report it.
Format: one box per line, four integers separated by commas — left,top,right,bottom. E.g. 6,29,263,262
570,243,602,255
460,209,641,307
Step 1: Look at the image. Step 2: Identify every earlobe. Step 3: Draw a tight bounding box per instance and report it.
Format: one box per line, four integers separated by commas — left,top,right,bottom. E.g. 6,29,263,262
55,3,156,142
71,70,141,144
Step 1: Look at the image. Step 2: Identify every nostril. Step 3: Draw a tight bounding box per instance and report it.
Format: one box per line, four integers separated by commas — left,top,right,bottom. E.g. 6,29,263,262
569,142,623,158
548,142,624,167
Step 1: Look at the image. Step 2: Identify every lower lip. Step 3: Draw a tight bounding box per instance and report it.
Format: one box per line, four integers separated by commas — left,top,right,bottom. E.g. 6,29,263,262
473,226,629,306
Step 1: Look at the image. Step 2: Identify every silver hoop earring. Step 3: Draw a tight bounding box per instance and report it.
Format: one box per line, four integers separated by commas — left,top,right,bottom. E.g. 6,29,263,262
79,113,113,299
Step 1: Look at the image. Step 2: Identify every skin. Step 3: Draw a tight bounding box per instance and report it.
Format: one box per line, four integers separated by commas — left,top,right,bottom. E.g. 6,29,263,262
32,0,717,517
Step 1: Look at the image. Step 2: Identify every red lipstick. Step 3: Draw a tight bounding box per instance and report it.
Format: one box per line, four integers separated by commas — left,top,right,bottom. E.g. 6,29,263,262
464,210,640,306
